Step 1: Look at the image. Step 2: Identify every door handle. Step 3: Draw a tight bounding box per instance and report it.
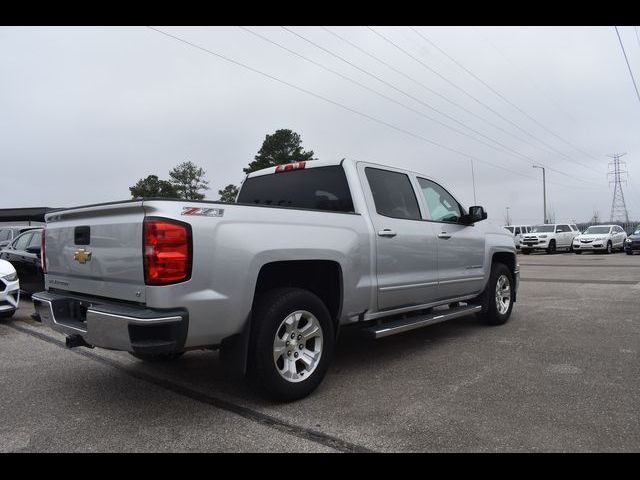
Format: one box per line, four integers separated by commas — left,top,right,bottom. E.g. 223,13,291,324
378,229,397,237
438,232,452,239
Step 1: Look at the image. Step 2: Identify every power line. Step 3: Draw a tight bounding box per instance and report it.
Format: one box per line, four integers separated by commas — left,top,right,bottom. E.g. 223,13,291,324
367,26,599,170
144,26,541,182
238,26,538,166
145,26,598,191
321,26,591,171
614,26,640,105
408,26,601,166
278,26,600,187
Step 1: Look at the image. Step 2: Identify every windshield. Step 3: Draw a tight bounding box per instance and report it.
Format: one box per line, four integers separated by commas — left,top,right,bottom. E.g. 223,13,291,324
532,225,554,233
504,226,514,233
634,229,640,235
583,226,611,234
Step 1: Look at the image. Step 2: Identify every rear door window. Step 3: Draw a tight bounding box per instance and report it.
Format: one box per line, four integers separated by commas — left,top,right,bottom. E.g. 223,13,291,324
0,229,11,242
237,165,354,213
13,232,34,251
364,167,421,220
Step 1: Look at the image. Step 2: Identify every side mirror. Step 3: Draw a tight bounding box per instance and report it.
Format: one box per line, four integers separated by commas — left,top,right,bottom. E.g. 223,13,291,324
26,246,41,255
467,205,487,223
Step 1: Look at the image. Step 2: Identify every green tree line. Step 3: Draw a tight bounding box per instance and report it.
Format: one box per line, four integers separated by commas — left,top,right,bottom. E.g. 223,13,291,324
129,129,314,203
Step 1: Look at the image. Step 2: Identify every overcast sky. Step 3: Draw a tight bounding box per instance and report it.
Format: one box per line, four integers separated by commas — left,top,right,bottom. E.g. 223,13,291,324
1,25,639,224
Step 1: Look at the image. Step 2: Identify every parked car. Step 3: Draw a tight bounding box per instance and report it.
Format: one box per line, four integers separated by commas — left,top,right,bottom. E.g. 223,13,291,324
573,225,627,254
33,159,518,400
0,259,20,318
0,226,39,249
520,223,579,254
503,224,532,250
0,228,44,295
624,227,640,255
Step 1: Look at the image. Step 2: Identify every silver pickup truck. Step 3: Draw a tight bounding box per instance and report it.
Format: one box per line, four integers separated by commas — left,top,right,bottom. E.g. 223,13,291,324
33,159,518,400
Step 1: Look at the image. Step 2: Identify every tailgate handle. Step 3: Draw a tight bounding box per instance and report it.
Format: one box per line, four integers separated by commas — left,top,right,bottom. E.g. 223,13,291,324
74,226,91,245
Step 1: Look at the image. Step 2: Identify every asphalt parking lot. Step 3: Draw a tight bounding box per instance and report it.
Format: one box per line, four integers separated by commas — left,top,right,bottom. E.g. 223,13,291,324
1,251,639,452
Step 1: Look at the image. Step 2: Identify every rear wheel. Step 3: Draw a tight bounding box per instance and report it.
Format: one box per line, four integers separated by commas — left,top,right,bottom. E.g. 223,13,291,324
477,262,514,326
251,287,334,401
129,351,185,362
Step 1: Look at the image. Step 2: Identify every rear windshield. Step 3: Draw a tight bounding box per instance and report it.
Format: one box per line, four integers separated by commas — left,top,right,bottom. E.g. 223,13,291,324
237,166,355,213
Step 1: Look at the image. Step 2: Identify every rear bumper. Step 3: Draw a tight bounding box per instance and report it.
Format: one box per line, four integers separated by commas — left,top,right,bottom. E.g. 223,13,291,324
32,291,188,355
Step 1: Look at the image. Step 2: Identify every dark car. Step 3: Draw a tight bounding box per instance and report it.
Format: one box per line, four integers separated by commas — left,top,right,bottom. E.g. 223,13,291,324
0,228,44,295
624,227,640,255
0,226,40,249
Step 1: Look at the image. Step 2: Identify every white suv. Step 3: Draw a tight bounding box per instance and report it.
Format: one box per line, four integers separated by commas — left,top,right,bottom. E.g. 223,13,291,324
521,224,579,254
504,225,532,250
573,225,627,254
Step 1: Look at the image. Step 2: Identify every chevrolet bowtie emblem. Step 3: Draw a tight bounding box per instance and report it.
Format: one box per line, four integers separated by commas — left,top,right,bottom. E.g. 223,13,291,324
73,248,92,264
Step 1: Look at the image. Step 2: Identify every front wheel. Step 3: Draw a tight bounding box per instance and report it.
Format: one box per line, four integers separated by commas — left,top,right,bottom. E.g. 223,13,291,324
606,241,612,254
251,288,334,401
477,263,514,326
574,250,582,254
626,250,633,255
546,240,556,254
0,309,16,319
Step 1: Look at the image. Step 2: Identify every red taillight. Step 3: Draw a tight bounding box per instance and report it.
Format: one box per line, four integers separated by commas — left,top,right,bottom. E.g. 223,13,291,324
41,229,47,274
143,219,191,285
275,161,306,173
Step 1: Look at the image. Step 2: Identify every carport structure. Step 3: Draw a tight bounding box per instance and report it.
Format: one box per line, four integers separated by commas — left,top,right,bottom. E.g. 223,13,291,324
0,207,60,225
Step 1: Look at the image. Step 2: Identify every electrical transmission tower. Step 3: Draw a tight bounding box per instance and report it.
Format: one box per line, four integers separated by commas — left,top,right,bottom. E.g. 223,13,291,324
607,153,630,224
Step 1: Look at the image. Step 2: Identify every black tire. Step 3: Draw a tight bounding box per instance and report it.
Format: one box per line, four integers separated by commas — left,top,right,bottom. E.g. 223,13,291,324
251,287,334,402
129,351,185,362
522,249,531,255
626,250,633,255
606,241,612,254
574,250,582,254
477,262,514,326
546,240,556,254
0,309,16,319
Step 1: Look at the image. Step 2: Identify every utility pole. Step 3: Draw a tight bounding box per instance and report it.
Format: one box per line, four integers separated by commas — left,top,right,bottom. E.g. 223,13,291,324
505,207,511,226
470,158,477,205
532,165,547,224
607,153,630,225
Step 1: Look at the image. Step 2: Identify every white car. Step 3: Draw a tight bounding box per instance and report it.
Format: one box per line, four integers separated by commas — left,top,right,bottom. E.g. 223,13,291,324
573,225,627,254
0,259,20,318
520,223,579,254
504,225,532,250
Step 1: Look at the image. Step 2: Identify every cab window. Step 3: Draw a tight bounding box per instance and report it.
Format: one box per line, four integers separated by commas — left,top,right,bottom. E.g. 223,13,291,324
417,178,462,223
365,168,421,220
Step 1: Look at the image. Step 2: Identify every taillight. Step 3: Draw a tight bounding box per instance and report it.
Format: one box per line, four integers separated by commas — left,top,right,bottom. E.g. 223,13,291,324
143,218,191,285
41,229,47,274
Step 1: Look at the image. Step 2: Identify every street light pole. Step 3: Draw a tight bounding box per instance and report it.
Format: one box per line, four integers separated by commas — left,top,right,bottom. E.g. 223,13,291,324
532,165,547,223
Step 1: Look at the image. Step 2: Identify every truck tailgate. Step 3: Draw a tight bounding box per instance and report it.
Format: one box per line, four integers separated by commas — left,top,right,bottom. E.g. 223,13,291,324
44,201,146,303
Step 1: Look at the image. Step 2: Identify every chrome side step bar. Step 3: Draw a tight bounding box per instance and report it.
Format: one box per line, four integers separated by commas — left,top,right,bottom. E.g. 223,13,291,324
363,304,482,339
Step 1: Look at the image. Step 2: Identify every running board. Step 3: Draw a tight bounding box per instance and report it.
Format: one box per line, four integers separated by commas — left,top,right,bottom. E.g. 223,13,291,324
363,304,482,339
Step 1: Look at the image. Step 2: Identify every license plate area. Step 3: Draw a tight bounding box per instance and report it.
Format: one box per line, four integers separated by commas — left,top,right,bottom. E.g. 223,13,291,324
49,298,94,331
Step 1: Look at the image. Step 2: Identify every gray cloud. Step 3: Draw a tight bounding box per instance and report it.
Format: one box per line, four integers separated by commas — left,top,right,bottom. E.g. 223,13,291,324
1,25,639,224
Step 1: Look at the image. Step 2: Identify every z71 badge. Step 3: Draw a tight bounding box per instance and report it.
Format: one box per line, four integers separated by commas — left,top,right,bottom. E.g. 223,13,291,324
181,207,224,217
